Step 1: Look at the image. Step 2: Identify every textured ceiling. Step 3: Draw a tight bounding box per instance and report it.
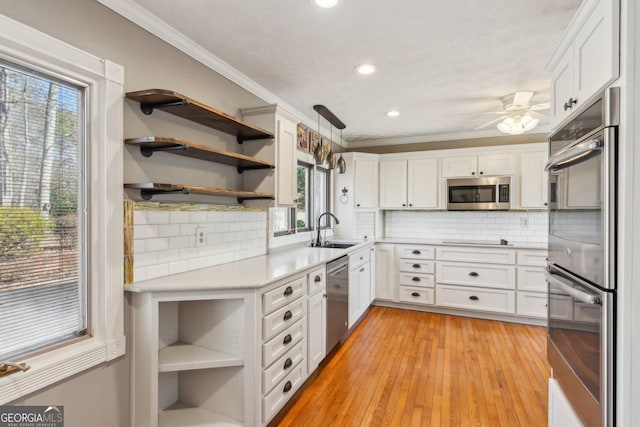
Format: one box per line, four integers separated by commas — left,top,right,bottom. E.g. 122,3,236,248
130,0,582,146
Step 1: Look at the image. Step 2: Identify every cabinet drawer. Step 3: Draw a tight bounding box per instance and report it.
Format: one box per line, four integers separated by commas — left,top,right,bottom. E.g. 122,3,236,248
517,266,547,292
262,340,305,394
396,245,434,260
436,262,515,289
399,286,434,305
349,247,370,270
436,246,515,264
263,277,305,314
517,292,547,318
263,297,304,341
263,319,304,367
436,285,515,314
398,272,434,287
307,267,326,296
517,250,548,267
398,260,434,274
263,362,304,422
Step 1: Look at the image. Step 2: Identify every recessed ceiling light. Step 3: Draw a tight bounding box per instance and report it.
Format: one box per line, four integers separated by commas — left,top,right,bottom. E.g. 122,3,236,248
314,0,340,8
386,110,400,117
354,63,377,75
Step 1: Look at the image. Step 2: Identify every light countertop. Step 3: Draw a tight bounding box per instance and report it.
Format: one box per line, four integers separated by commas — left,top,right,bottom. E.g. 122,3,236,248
125,240,373,293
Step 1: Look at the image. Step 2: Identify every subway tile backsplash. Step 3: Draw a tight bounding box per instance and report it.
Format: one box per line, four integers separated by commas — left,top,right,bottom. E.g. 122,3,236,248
384,211,548,243
131,204,267,282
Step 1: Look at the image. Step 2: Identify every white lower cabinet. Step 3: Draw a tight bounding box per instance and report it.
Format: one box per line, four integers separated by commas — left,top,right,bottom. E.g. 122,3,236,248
515,249,549,319
307,267,326,373
396,244,435,307
348,246,372,328
130,291,256,427
436,284,515,314
260,276,308,425
375,244,396,301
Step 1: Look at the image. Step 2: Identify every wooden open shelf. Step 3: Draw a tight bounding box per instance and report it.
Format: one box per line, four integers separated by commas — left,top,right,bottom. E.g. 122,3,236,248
126,89,274,143
125,136,274,173
124,183,274,203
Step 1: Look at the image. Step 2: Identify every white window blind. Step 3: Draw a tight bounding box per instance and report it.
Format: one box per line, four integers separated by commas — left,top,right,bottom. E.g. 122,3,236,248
0,60,86,361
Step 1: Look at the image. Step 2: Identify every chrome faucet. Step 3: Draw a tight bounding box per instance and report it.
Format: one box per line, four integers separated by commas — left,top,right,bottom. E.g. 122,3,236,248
314,212,340,247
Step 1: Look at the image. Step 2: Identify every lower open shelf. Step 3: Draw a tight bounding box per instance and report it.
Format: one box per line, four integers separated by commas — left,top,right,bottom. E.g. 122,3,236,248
158,344,243,372
159,405,243,427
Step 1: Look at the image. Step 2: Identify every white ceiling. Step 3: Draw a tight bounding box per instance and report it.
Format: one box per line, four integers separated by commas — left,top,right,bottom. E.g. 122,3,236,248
127,0,582,146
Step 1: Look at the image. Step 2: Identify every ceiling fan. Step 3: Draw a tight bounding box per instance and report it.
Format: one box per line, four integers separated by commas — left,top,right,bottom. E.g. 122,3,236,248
476,92,550,135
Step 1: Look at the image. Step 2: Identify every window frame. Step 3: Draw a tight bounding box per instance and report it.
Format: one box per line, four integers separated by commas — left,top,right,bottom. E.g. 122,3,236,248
0,14,125,404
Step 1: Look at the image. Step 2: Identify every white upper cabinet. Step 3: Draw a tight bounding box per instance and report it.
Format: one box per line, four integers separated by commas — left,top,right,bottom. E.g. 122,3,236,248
379,158,438,209
354,158,379,208
442,153,515,178
547,0,620,126
240,105,298,207
518,148,548,209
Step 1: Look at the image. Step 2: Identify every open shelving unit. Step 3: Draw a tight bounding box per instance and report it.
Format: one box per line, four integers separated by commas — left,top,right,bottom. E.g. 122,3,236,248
125,89,276,204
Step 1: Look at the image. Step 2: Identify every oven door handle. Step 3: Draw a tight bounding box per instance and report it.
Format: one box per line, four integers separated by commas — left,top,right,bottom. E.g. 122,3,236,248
544,139,602,171
544,270,601,305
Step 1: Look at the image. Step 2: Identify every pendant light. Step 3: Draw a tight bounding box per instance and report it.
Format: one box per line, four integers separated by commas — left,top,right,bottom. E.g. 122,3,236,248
327,123,336,170
337,128,346,174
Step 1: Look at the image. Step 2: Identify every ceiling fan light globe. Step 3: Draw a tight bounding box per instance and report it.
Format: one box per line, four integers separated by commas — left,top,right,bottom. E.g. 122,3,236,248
497,122,512,134
523,116,539,131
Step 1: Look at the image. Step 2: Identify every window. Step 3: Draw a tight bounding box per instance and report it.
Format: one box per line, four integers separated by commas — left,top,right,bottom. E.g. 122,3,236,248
296,162,311,230
314,166,330,228
272,206,295,236
0,15,124,403
0,60,86,360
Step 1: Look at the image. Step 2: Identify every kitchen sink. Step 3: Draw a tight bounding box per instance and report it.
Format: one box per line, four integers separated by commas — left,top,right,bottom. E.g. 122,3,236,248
312,242,357,249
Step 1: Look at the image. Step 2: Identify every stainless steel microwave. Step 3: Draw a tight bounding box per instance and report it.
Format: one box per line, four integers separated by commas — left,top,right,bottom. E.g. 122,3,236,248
446,176,512,210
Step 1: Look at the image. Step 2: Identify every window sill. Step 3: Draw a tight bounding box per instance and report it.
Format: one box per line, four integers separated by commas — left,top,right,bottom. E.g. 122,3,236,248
0,335,126,404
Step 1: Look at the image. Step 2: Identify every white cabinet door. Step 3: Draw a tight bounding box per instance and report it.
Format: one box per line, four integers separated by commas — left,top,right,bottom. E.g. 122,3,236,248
574,0,619,108
359,262,371,313
354,158,379,208
348,269,360,328
375,244,395,301
550,47,576,125
379,159,408,208
276,118,297,206
441,156,477,178
478,153,516,176
408,158,438,208
307,291,325,372
519,150,548,209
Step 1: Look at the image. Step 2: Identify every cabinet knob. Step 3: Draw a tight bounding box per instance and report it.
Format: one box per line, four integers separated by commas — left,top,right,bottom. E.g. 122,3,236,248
283,380,292,393
360,268,365,273
471,171,476,175
411,292,420,297
283,286,293,296
409,203,413,207
356,203,360,207
469,271,479,277
283,334,292,345
544,202,548,206
469,295,480,301
283,310,293,321
412,263,421,269
412,277,421,282
479,171,484,175
283,357,293,369
402,203,406,207
563,97,577,111
412,250,421,255
314,275,322,283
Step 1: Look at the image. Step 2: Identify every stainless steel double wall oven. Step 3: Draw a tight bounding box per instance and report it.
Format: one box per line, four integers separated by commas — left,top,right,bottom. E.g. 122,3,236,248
545,87,618,427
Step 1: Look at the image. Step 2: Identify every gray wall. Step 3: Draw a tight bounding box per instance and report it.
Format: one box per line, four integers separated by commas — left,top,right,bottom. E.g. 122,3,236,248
0,1,269,426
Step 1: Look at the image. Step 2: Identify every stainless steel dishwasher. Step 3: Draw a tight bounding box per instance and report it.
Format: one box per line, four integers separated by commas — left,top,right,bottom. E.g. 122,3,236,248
326,256,349,353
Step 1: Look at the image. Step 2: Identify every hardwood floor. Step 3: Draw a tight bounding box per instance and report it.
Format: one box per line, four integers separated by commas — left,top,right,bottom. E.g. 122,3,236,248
276,306,550,427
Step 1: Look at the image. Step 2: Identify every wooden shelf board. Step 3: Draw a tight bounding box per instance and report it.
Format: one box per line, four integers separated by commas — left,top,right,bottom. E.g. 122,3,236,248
126,89,273,141
158,344,243,372
159,405,242,427
125,136,274,170
124,183,274,202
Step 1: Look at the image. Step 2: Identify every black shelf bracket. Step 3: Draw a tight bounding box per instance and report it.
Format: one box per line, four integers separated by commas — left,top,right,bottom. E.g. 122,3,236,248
236,134,273,145
140,144,188,158
236,165,274,174
237,196,274,204
140,187,188,201
140,99,189,115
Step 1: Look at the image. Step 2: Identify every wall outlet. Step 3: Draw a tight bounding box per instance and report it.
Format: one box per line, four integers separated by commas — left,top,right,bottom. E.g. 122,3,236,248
195,226,207,247
520,218,529,228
